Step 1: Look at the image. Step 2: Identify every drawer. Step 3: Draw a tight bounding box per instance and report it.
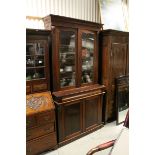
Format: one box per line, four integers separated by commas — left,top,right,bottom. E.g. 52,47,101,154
27,123,55,141
32,83,47,92
37,111,55,125
27,116,37,129
26,132,57,155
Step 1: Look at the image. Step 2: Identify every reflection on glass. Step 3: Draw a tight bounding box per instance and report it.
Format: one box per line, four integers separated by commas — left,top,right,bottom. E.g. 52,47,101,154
59,30,76,88
35,56,44,66
118,108,128,124
81,32,94,84
26,41,45,81
26,68,45,80
26,69,34,80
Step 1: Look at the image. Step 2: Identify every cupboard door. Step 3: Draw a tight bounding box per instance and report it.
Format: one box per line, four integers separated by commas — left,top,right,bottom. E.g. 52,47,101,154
84,96,101,131
26,30,50,94
111,43,127,84
58,29,77,89
80,31,96,85
63,101,82,139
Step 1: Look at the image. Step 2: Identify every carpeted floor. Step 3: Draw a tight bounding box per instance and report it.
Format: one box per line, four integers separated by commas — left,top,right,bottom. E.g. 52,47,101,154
42,121,123,155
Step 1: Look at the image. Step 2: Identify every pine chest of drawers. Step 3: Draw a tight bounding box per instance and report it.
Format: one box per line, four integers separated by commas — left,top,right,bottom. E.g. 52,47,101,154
26,91,57,155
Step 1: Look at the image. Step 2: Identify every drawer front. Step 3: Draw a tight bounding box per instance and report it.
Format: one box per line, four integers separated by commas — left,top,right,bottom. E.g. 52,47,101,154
26,116,37,129
37,111,55,125
26,132,57,155
32,83,48,92
27,123,55,141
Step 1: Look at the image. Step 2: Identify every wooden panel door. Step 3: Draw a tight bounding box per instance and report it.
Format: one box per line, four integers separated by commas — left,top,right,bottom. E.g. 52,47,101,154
63,101,83,140
84,96,101,131
111,43,128,84
107,43,128,120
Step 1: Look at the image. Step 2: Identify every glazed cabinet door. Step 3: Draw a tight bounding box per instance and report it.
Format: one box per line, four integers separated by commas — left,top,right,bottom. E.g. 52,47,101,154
26,34,50,94
54,28,77,90
79,30,98,86
84,96,102,131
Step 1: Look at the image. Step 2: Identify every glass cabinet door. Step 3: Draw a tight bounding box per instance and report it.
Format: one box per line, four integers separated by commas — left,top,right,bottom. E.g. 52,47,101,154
81,32,95,84
26,41,46,81
59,30,76,88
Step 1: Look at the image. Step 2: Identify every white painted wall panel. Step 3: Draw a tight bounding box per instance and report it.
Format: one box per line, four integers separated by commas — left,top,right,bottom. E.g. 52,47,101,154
99,0,129,31
26,0,101,29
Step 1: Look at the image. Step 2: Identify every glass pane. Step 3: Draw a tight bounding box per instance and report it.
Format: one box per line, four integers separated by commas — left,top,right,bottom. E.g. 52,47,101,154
36,68,45,79
26,56,35,67
35,55,45,66
35,42,45,55
26,68,45,81
26,69,34,81
59,30,76,88
81,32,94,84
26,41,46,81
26,42,45,55
26,43,35,55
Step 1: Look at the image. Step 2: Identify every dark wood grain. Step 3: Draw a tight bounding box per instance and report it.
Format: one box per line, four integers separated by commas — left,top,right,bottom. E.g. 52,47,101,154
53,85,105,146
43,14,103,31
26,92,57,154
42,14,105,146
99,29,129,122
26,29,51,94
43,14,102,91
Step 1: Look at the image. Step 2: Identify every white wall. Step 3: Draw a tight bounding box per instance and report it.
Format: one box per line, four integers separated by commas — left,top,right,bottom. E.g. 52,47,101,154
100,0,129,31
26,0,101,29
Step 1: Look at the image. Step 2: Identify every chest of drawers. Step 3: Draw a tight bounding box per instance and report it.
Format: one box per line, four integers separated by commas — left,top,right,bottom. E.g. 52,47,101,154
26,91,57,155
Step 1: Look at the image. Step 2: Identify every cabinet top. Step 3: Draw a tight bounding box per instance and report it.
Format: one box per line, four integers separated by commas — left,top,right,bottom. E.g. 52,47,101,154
26,91,55,116
43,14,103,31
26,28,51,35
100,29,129,36
52,84,106,98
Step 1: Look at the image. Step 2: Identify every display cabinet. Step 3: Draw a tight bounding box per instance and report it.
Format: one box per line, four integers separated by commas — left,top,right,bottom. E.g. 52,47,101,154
43,14,106,146
99,30,129,122
26,29,51,94
43,15,102,91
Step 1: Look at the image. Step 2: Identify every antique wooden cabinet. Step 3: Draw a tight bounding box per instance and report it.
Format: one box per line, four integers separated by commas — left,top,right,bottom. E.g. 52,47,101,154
43,14,106,146
26,29,51,94
26,91,57,155
52,84,105,146
99,30,129,122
